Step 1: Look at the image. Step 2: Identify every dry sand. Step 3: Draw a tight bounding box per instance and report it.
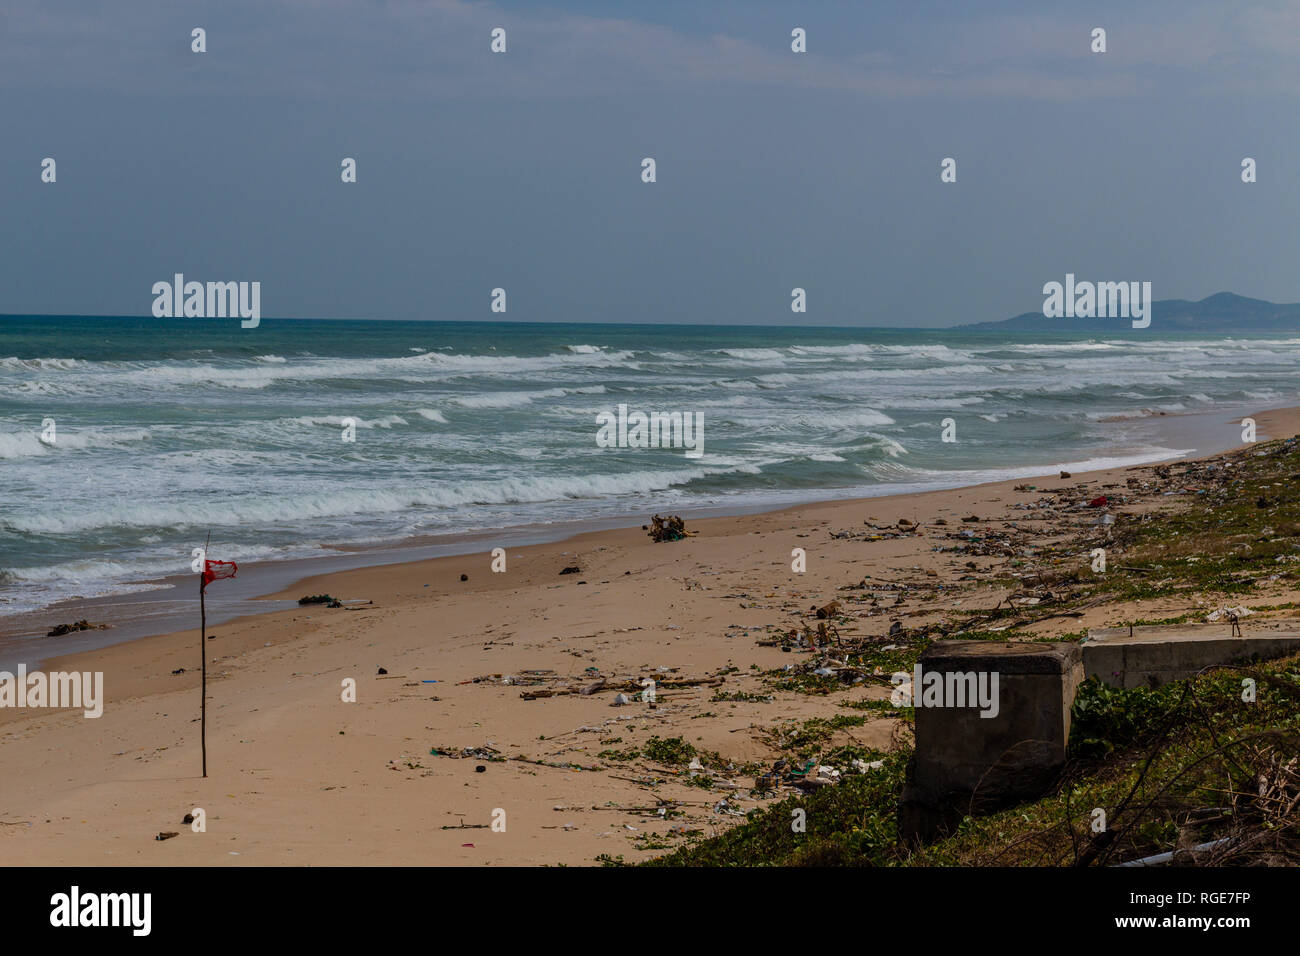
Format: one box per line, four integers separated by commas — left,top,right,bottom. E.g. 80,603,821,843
3,406,1298,866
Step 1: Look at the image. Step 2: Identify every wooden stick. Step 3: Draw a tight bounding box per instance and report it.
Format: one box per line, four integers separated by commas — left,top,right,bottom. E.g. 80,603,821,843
201,529,211,779
200,572,207,779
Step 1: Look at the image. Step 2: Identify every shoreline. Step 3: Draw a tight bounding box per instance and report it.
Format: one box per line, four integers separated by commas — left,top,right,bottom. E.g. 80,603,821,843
1,404,1297,865
8,402,1296,707
3,400,1275,670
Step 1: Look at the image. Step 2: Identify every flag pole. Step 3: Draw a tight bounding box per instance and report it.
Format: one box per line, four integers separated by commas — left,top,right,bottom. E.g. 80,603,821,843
200,575,207,778
201,530,210,779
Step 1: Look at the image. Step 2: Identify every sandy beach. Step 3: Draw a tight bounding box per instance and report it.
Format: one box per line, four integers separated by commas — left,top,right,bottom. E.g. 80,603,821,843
3,405,1298,867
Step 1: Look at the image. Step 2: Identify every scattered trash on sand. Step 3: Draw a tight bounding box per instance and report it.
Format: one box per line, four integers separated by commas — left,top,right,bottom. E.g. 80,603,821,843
45,619,110,637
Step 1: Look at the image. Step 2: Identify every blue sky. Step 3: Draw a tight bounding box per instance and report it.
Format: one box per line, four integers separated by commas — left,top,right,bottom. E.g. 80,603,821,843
1,0,1297,326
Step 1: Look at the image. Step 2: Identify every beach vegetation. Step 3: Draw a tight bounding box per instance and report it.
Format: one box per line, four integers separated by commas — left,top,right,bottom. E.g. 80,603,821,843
641,736,697,765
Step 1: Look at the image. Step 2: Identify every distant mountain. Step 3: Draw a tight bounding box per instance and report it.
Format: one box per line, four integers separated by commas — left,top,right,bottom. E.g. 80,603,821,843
963,292,1300,332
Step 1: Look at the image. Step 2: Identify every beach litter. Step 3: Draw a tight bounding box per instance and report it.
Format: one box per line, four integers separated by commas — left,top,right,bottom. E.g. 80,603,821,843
646,514,694,542
499,672,721,701
45,619,110,637
1207,605,1254,623
430,744,504,762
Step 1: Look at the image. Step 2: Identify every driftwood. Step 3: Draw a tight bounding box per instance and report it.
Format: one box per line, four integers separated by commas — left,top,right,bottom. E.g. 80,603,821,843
509,755,603,772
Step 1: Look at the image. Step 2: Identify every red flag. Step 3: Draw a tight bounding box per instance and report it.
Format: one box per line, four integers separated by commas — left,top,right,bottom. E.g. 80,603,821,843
201,559,238,591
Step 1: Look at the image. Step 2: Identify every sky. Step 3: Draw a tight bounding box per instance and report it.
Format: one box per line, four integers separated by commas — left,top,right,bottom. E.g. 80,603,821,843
1,0,1297,327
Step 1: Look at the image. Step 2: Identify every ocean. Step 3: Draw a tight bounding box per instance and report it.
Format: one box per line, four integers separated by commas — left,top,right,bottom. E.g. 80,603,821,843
2,315,1298,629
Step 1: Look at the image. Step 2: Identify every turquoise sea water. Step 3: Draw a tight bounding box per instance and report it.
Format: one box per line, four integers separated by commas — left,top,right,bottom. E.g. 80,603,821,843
2,315,1298,621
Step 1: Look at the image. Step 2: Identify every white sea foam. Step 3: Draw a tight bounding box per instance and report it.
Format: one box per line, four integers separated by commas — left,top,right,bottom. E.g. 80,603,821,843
716,348,788,361
0,356,82,370
0,349,639,395
4,464,770,535
447,385,607,409
0,427,152,459
885,396,986,409
288,414,408,429
787,344,876,358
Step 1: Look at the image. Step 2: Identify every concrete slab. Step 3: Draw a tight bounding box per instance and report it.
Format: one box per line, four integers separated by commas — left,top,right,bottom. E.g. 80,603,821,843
1083,621,1300,689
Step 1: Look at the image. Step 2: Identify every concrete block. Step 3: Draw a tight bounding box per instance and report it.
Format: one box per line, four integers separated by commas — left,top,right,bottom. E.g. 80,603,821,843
1083,622,1300,689
899,640,1083,846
